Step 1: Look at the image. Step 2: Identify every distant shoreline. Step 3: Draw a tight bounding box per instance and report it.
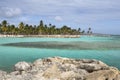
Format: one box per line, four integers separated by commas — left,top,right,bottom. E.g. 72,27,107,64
0,34,80,38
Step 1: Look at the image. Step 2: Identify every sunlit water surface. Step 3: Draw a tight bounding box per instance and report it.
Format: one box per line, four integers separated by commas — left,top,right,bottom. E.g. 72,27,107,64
0,35,120,72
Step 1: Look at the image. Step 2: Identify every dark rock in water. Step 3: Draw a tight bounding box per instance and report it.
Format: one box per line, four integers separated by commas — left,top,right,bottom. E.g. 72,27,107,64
0,57,120,80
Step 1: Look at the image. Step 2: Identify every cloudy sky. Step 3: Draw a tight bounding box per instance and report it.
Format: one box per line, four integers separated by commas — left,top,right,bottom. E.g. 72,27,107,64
0,0,120,34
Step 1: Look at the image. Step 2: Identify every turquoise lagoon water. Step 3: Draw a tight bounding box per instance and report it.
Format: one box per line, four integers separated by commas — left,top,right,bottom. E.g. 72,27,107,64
0,35,120,72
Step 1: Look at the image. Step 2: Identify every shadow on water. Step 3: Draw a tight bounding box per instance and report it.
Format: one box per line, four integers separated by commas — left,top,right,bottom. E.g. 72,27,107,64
2,41,120,50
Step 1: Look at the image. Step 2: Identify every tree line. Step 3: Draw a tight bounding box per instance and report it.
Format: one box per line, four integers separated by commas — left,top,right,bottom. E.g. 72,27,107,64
0,20,92,35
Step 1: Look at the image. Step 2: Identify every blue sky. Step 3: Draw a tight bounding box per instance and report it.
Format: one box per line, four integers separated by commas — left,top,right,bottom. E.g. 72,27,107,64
0,0,120,34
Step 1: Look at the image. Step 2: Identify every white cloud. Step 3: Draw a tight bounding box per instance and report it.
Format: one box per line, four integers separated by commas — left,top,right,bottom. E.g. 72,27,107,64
1,0,120,17
0,0,120,34
0,0,120,23
18,16,29,22
54,16,63,21
21,0,120,22
0,7,22,18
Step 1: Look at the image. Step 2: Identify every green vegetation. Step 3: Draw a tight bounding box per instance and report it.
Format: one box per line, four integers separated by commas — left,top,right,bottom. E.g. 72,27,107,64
0,20,92,35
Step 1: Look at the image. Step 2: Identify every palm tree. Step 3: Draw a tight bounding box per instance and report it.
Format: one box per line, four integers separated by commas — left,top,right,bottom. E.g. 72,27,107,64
87,27,92,35
88,27,91,31
19,22,25,34
0,20,89,35
38,20,45,35
78,28,81,32
82,30,85,34
40,20,44,27
49,23,52,27
2,20,7,27
10,25,15,34
1,20,8,34
51,25,56,34
61,25,72,35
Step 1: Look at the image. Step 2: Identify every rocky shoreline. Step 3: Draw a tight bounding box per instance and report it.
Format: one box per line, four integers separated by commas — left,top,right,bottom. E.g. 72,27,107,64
0,35,80,38
0,57,120,80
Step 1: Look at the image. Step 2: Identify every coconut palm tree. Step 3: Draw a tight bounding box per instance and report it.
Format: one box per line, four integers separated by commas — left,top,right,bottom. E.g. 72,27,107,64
19,22,25,34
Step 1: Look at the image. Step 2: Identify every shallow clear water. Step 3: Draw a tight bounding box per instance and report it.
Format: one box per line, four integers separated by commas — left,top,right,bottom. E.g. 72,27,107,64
0,35,120,72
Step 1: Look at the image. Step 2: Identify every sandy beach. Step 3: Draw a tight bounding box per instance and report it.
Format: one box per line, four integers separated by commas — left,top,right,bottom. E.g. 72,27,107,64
0,35,80,38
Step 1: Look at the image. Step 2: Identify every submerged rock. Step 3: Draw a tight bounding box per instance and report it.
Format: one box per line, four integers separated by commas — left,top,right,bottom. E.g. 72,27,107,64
0,57,120,80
